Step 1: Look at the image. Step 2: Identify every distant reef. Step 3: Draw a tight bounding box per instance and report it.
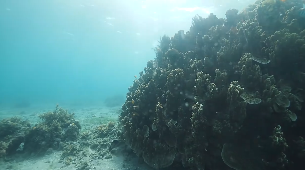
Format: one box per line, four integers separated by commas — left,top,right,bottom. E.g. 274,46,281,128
104,95,125,108
13,101,31,109
119,0,305,169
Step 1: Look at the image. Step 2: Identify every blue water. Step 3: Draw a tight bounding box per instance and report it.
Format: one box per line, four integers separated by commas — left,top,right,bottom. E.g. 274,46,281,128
0,0,255,107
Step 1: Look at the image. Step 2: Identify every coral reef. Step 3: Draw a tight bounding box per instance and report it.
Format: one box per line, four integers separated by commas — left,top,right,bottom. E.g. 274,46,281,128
24,105,81,154
13,101,31,109
0,117,30,158
103,95,126,108
0,107,124,169
119,0,305,169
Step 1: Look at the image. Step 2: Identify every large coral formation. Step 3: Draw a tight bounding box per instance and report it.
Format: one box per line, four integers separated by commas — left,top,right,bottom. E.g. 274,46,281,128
119,0,305,169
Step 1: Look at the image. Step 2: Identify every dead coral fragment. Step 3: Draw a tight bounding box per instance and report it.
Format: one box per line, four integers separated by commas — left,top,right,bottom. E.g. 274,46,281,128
244,53,270,64
240,92,262,104
285,109,297,121
249,55,270,64
275,92,290,108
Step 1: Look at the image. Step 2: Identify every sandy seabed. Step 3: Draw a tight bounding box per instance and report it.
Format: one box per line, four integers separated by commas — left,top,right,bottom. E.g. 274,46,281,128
0,102,154,170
